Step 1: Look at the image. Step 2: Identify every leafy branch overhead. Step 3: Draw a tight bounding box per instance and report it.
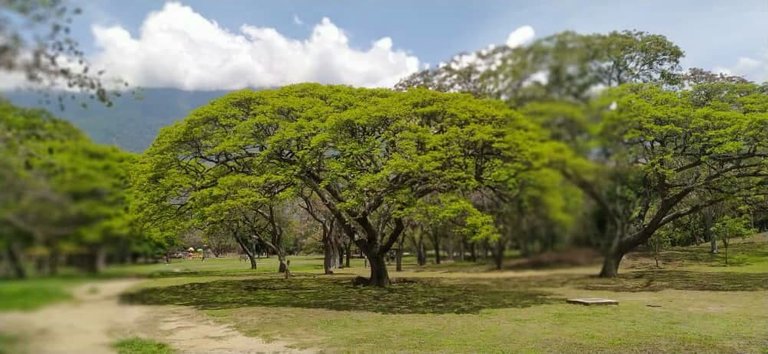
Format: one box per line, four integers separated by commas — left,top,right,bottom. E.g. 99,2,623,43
1,0,127,108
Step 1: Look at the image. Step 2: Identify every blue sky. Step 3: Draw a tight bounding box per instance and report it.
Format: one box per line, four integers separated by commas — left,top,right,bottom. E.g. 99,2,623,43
57,0,768,89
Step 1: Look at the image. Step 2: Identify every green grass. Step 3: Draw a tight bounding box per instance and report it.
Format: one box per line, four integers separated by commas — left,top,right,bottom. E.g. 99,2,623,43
112,337,174,354
205,290,767,353
103,255,369,278
0,333,19,354
0,278,80,311
626,235,768,273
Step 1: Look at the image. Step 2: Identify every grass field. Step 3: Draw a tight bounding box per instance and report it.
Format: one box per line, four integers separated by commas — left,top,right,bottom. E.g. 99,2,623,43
0,278,81,312
2,235,767,353
114,235,768,353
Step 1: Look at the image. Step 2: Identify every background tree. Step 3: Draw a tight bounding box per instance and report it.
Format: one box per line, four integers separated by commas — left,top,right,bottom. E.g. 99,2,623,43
0,99,136,276
712,215,755,265
396,30,684,104
561,83,768,276
399,29,767,277
298,191,341,274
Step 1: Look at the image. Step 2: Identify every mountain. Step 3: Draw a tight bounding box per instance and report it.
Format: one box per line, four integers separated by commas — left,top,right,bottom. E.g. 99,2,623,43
3,88,230,152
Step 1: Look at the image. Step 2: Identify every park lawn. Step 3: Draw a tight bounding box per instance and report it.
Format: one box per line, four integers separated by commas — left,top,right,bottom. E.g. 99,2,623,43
121,236,768,353
201,288,766,353
0,278,83,312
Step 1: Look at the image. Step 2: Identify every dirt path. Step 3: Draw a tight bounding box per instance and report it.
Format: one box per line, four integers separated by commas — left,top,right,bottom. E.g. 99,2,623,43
0,279,311,353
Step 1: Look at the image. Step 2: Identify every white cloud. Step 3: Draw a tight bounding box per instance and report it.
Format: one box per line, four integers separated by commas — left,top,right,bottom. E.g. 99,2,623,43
292,14,303,26
90,3,420,90
0,72,31,91
716,50,768,83
505,25,535,48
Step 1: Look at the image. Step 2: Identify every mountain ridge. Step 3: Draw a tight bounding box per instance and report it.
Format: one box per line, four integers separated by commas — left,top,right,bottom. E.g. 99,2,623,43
3,88,231,152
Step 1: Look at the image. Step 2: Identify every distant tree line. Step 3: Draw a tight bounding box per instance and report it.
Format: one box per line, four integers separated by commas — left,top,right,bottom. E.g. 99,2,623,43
2,28,767,286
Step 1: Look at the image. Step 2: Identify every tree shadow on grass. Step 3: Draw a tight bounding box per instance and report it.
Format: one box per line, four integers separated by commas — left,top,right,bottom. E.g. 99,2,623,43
654,248,768,268
503,270,768,292
584,270,768,292
120,275,558,314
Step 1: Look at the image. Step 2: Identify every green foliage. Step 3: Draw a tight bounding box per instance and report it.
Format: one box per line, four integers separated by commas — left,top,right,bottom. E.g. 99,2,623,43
397,30,684,105
712,216,754,242
0,98,144,276
548,82,768,273
134,84,546,283
112,337,174,354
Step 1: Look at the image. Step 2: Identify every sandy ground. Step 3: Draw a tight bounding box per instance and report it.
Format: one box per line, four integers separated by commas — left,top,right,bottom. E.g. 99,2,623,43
0,279,311,353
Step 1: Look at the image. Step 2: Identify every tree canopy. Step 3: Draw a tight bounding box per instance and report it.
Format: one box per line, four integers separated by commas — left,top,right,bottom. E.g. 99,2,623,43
133,84,548,285
0,99,136,277
396,30,684,105
398,29,768,276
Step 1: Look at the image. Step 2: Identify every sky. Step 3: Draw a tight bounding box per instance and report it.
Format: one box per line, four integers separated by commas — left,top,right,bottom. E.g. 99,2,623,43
16,0,768,90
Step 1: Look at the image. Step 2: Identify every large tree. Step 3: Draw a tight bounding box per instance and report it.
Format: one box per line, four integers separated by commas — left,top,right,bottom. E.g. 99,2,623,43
135,84,543,286
396,30,684,104
559,82,768,276
397,29,768,277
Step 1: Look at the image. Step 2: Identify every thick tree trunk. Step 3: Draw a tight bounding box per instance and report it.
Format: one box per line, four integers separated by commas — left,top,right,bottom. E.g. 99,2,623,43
468,241,476,262
345,241,351,268
432,230,441,265
395,235,404,272
704,211,717,254
599,249,623,277
356,222,404,286
493,238,505,270
278,253,288,273
6,243,26,279
323,236,333,275
322,231,339,274
367,251,390,287
323,250,333,274
416,233,426,266
338,243,345,268
599,230,628,278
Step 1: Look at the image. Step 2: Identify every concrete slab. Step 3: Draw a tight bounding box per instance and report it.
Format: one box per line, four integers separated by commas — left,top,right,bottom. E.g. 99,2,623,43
566,298,619,306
